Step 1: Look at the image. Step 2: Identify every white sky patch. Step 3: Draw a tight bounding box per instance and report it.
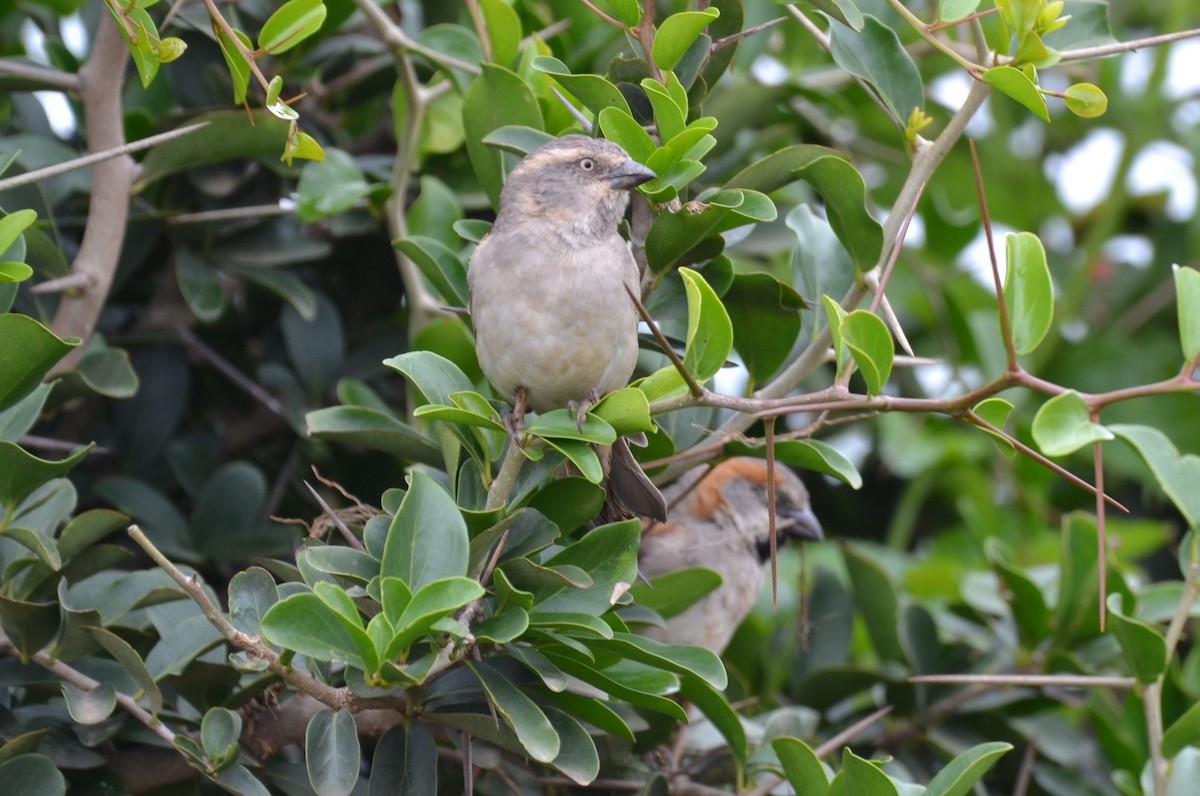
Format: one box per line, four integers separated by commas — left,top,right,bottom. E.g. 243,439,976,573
955,222,1017,288
1165,39,1200,100
1120,48,1155,95
929,72,993,137
20,18,49,63
34,92,77,139
751,54,789,87
1044,128,1124,215
899,211,925,248
1102,235,1155,270
62,14,88,58
712,358,749,397
1174,100,1200,132
1008,118,1045,160
1039,215,1075,256
1126,140,1197,221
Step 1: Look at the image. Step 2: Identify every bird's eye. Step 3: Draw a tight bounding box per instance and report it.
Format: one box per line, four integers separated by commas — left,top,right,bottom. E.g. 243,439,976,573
579,158,595,171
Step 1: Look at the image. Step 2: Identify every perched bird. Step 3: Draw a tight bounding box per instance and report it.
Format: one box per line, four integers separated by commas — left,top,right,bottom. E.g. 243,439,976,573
638,458,824,652
468,135,666,521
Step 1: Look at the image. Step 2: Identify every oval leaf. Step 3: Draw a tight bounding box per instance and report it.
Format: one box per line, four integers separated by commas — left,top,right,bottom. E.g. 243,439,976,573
1003,231,1054,354
306,709,360,796
1031,390,1112,457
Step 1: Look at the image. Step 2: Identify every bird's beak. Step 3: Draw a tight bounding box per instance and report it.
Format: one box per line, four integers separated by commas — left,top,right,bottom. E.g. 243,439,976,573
777,506,824,542
609,160,656,189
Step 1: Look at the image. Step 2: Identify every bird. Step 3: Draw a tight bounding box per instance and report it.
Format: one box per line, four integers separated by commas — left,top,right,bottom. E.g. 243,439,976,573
467,134,666,522
637,457,824,653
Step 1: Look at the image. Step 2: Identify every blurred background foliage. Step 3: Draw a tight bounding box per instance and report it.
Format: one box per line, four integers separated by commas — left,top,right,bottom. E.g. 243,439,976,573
1,0,1199,794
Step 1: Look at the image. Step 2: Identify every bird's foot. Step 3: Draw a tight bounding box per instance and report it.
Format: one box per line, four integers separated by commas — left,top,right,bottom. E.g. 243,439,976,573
567,389,601,433
504,387,529,443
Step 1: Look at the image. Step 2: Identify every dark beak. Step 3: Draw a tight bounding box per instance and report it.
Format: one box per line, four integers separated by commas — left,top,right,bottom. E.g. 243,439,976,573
777,506,824,542
609,160,656,189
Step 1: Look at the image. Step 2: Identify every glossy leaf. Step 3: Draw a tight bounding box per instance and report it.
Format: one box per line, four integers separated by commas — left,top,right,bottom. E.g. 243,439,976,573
724,272,806,383
652,9,720,71
843,543,902,662
1110,424,1200,530
381,472,468,591
833,747,899,795
463,64,544,209
924,741,1013,796
774,736,829,795
296,149,373,222
0,442,91,512
213,25,253,105
1107,593,1167,685
88,625,164,715
1064,82,1108,117
306,709,359,796
532,57,631,115
678,267,734,383
480,0,521,64
0,209,36,254
828,14,924,123
0,314,77,413
394,236,469,308
258,0,327,55
135,112,293,190
645,189,776,272
727,147,882,271
938,0,981,23
631,567,722,619
725,439,863,488
841,310,893,395
369,722,436,794
1031,390,1112,457
972,397,1016,455
261,591,371,669
1175,264,1200,362
983,66,1050,122
0,755,66,796
1004,232,1054,354
469,661,560,762
591,387,654,436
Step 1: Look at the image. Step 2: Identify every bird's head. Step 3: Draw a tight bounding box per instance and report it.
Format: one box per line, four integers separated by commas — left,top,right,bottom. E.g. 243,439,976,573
497,135,655,237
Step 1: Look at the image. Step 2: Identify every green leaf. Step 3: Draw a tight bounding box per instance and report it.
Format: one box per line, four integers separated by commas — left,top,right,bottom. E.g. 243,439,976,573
258,0,327,55
463,64,544,209
924,741,1013,796
724,272,806,384
213,25,253,105
631,567,722,619
1003,232,1054,354
607,0,641,27
541,707,600,785
0,442,91,513
87,626,163,715
725,440,863,489
828,14,924,123
1109,424,1200,530
469,661,560,763
534,520,640,615
842,543,902,662
598,107,657,165
261,591,370,669
384,577,484,659
726,147,882,272
306,710,359,796
369,723,437,795
542,437,603,484
228,567,279,635
1175,265,1200,363
591,633,726,690
0,209,36,254
834,747,899,795
542,651,688,721
480,0,521,64
774,736,829,795
1031,390,1112,457
640,74,688,144
1063,82,1107,117
480,125,555,158
201,707,242,768
1106,593,1167,685
985,538,1051,647
296,149,373,222
527,410,617,445
645,189,776,272
394,236,469,308
175,249,227,323
675,268,734,384
532,57,631,115
982,66,1050,122
680,675,747,765
652,9,721,71
972,397,1016,455
938,0,982,23
135,112,293,190
0,755,66,796
0,594,59,660
305,406,442,466
384,350,476,407
1164,700,1200,759
0,314,77,413
0,262,32,283
841,310,893,395
381,471,469,590
591,388,654,436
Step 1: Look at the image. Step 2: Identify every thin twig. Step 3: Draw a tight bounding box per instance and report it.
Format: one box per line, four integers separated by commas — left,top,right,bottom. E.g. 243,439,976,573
625,283,704,398
304,481,367,552
1011,742,1037,796
1093,428,1108,632
908,673,1136,688
175,325,288,418
0,634,179,744
711,16,786,51
970,139,1018,371
0,59,80,91
765,417,778,609
1059,27,1200,63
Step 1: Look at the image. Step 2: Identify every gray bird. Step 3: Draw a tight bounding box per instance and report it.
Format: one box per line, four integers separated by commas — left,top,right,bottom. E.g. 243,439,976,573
638,457,824,652
468,135,666,522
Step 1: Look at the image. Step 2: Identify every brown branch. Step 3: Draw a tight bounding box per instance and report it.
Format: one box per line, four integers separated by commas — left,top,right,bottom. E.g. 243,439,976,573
47,19,132,375
625,283,704,398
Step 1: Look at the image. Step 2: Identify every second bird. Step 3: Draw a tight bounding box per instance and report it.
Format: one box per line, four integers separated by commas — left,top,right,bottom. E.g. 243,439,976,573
468,135,666,521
